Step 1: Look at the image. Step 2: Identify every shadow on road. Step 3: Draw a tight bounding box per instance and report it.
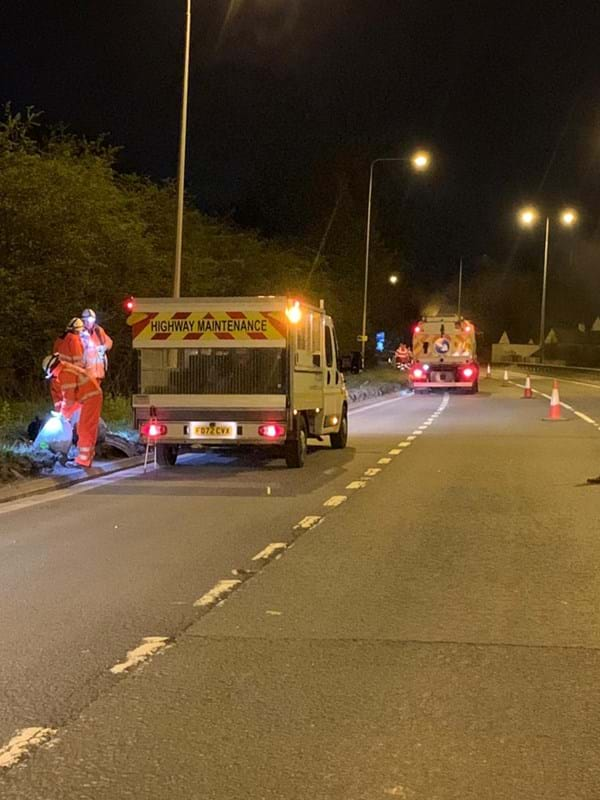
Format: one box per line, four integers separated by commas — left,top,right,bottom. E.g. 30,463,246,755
90,446,359,498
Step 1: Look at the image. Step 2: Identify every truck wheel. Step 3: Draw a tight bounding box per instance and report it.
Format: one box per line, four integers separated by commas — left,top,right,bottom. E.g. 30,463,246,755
285,417,307,468
470,380,479,394
330,408,348,449
156,444,178,466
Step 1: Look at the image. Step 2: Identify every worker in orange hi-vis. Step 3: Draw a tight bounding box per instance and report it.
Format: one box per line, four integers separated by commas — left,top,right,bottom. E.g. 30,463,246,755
42,354,103,468
50,317,85,410
81,308,113,384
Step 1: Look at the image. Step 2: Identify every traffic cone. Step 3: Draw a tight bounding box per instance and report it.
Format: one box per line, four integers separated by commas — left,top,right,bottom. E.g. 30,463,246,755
502,369,509,386
522,374,533,399
486,363,491,379
546,380,562,420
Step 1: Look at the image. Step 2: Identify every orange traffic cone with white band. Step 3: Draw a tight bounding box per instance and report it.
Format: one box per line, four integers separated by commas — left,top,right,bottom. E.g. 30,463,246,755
502,369,509,386
522,375,533,399
547,380,562,420
486,363,491,379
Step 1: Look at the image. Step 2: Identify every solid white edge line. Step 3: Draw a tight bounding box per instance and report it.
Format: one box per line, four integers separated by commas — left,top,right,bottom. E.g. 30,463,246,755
349,395,405,415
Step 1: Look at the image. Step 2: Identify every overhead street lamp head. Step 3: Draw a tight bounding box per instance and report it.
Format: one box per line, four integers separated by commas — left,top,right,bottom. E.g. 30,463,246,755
388,273,399,285
518,206,539,227
411,150,431,171
560,208,578,227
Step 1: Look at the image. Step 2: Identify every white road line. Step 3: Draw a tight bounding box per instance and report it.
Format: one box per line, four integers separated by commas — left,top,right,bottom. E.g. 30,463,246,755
411,430,424,436
364,468,381,477
193,579,241,608
388,449,402,455
0,727,57,769
293,515,323,530
110,636,170,674
574,410,598,425
406,435,416,441
323,495,347,508
346,480,368,489
398,442,412,447
377,457,392,464
252,543,287,561
349,395,406,416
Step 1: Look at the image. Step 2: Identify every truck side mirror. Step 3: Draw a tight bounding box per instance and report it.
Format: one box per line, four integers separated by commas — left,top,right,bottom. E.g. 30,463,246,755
312,353,321,368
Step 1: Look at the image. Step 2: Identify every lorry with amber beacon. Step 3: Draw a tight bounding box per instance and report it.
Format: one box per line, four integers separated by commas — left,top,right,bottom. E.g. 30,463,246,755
409,315,479,393
126,296,348,468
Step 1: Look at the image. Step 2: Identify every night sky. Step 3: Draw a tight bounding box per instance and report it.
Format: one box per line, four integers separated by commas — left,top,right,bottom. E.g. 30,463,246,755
4,1,600,289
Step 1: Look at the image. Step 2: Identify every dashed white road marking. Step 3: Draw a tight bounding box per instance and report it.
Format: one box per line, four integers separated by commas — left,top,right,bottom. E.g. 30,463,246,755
323,495,347,508
398,442,412,447
364,468,381,477
388,449,402,455
110,636,170,674
378,457,392,464
0,727,57,769
293,515,323,530
406,435,417,441
411,430,424,436
193,579,241,608
252,542,287,561
346,480,368,490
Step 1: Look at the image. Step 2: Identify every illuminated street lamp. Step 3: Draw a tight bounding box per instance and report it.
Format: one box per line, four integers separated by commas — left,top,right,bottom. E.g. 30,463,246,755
361,150,432,365
389,273,400,285
518,205,579,362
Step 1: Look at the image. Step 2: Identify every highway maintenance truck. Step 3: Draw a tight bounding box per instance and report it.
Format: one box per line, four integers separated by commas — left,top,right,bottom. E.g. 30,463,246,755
409,315,479,393
127,296,348,468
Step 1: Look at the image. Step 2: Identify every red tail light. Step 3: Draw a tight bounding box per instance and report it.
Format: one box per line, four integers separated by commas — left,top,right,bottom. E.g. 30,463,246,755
258,423,285,439
141,422,167,438
412,367,425,380
414,325,421,333
123,296,135,313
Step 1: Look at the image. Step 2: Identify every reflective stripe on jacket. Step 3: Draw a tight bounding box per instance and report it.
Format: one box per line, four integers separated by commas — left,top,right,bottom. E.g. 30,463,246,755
53,332,84,366
82,325,113,380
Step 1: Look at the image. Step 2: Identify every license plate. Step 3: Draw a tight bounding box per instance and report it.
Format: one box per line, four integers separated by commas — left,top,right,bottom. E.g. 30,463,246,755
190,422,236,440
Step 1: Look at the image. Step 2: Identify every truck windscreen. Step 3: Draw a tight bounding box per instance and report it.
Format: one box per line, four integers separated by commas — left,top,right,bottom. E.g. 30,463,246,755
139,348,286,395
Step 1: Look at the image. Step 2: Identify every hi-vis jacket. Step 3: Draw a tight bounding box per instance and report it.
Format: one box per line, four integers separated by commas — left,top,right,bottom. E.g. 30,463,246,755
53,331,84,367
82,325,113,381
50,362,102,468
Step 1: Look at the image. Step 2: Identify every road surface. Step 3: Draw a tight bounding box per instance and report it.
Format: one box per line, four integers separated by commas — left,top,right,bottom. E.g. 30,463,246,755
2,375,600,798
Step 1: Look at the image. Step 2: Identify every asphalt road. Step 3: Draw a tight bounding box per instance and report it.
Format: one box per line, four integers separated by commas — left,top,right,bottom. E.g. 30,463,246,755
3,377,600,798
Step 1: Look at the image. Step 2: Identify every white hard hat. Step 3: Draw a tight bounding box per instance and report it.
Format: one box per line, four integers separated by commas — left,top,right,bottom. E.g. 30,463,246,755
81,308,96,320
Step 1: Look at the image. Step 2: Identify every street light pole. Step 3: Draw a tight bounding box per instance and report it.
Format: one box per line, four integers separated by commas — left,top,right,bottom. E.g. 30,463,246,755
173,0,192,299
360,160,377,366
457,257,463,317
539,216,550,363
360,152,430,366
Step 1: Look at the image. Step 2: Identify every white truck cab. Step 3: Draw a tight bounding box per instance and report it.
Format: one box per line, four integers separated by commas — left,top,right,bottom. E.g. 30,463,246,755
128,296,348,468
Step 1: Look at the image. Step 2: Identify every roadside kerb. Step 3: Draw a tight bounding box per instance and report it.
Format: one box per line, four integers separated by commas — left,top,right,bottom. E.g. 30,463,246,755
0,456,144,505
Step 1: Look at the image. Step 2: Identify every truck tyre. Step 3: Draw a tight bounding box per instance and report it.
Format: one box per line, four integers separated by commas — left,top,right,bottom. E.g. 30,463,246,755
285,416,307,469
470,380,479,394
156,444,178,466
330,407,348,449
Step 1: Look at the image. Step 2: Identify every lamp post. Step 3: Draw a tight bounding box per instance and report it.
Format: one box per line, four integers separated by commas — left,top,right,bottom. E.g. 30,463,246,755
360,151,430,366
173,0,192,299
518,206,578,363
